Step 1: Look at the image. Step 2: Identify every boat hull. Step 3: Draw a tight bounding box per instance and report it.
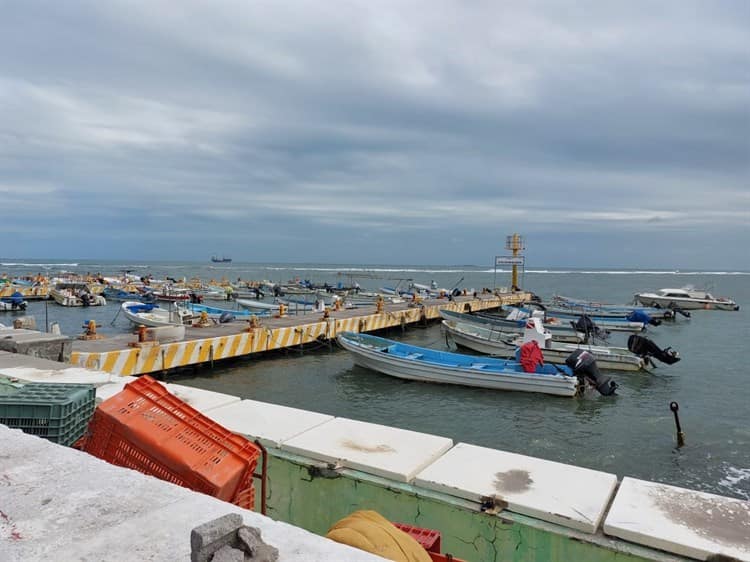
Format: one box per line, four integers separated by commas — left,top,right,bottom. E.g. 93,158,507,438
121,302,192,327
444,321,644,371
338,332,579,397
442,309,585,343
635,295,739,311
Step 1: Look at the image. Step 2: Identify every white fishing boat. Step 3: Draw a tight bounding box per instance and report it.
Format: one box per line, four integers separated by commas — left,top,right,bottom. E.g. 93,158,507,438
120,301,193,327
634,287,739,311
443,317,659,371
336,332,616,397
440,309,586,343
236,299,282,313
50,283,106,307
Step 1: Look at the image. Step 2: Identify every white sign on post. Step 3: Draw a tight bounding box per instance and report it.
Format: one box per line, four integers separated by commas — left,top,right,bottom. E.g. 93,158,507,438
495,256,525,266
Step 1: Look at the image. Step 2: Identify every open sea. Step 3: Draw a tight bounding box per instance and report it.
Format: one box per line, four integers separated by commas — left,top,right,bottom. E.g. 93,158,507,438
3,260,749,501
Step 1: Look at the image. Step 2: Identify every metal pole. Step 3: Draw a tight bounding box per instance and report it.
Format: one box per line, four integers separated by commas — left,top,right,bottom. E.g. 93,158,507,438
45,298,49,332
670,401,685,447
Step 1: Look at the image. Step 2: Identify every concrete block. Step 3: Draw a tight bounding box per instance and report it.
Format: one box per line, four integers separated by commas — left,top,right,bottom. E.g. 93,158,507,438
252,544,280,562
238,526,263,554
282,417,453,482
191,513,244,562
208,399,334,448
604,477,750,561
165,383,241,413
13,316,36,330
414,442,618,533
0,333,71,362
211,545,245,562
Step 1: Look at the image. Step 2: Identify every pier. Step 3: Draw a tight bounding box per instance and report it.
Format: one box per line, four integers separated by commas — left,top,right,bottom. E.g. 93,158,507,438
1,351,748,561
70,293,527,377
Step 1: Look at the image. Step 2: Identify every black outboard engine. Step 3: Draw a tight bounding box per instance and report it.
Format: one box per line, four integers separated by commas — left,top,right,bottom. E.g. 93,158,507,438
573,314,609,341
628,334,681,365
566,349,618,396
81,293,91,307
219,311,235,323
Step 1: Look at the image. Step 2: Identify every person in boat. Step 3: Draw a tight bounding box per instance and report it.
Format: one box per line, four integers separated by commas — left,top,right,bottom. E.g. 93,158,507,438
225,285,234,301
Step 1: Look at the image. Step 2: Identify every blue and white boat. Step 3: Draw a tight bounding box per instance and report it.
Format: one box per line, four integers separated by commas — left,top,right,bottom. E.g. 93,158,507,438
120,301,192,328
549,295,675,320
0,291,27,312
337,331,586,397
507,305,647,332
185,302,270,320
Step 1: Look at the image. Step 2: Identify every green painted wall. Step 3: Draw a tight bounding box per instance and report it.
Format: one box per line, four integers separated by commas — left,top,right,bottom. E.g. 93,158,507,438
258,451,685,562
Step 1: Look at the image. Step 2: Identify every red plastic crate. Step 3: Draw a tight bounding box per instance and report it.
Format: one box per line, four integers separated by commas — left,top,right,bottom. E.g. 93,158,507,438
429,553,466,562
82,376,259,508
392,522,441,553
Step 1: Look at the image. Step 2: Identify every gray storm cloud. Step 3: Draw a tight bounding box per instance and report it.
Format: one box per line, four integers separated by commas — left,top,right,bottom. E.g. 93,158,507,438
0,1,748,267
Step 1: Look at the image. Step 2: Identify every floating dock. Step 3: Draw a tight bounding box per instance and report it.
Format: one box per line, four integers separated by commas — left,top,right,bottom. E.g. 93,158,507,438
70,293,527,377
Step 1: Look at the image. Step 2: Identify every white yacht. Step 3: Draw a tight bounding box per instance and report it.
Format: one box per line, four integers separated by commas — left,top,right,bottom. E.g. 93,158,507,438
634,287,739,311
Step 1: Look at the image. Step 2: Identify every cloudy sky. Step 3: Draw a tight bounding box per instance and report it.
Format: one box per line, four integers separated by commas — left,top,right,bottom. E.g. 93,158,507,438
1,1,748,268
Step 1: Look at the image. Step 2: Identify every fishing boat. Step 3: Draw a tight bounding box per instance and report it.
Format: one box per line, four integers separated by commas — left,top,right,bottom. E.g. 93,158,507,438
507,305,648,332
49,283,106,307
0,292,27,312
150,286,191,303
211,256,232,263
337,331,616,397
236,299,282,313
634,287,739,311
103,287,155,303
441,309,586,343
184,302,269,321
549,295,675,320
444,317,679,371
120,301,193,327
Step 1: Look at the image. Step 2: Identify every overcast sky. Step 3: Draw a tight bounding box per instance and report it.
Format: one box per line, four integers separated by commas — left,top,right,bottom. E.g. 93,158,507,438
1,1,748,268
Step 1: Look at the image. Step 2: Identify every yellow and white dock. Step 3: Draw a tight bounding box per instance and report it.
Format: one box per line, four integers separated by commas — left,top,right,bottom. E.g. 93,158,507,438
70,293,530,377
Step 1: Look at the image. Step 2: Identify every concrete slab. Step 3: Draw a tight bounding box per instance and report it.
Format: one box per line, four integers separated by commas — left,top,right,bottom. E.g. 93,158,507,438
414,442,618,533
0,424,384,562
281,417,453,482
0,365,114,386
207,399,335,448
95,378,138,402
604,477,750,561
164,383,241,413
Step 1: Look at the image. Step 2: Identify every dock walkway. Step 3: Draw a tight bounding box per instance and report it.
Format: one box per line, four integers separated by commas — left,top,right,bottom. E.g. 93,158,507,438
71,293,528,377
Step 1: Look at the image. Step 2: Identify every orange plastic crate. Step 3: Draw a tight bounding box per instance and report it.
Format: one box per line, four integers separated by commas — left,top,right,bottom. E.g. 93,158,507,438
82,376,259,507
392,522,441,553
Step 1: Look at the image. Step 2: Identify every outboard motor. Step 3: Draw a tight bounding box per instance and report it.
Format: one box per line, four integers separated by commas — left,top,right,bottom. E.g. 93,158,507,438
627,334,680,365
565,349,618,396
573,314,609,341
627,309,661,327
81,293,91,307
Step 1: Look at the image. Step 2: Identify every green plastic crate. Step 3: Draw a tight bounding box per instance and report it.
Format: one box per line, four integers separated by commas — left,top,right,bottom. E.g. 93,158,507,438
0,383,96,446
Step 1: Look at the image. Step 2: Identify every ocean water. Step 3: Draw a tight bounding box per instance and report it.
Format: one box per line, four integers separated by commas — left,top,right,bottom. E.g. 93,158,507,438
3,260,749,501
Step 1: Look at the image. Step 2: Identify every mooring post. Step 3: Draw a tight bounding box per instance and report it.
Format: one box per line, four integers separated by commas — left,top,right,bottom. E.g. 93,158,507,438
670,401,685,447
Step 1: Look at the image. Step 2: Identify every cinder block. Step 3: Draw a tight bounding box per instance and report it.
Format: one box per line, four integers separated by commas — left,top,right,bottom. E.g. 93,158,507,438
211,545,245,562
191,513,244,562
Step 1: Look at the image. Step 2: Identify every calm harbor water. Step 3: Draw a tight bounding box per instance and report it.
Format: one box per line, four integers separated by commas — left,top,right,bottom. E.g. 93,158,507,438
4,260,749,501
